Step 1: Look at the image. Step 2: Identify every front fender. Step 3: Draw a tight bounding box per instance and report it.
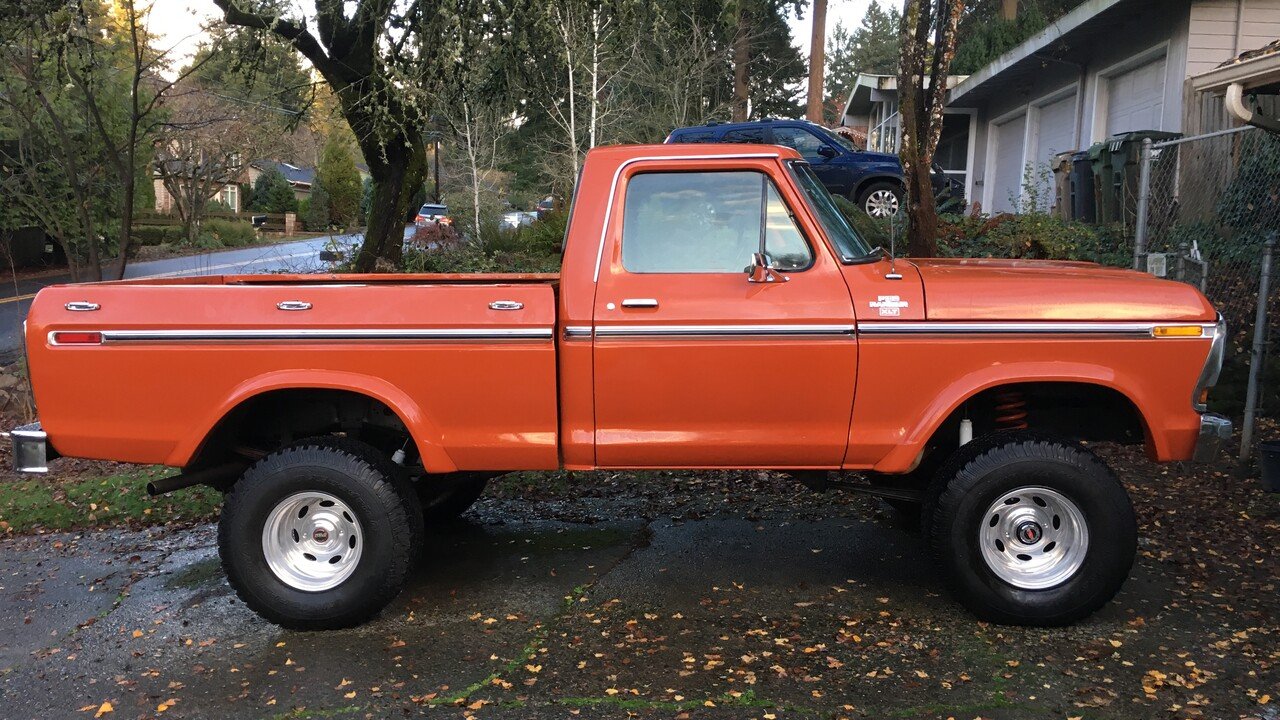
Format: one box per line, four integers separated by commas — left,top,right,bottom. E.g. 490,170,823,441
167,369,458,473
853,359,1159,474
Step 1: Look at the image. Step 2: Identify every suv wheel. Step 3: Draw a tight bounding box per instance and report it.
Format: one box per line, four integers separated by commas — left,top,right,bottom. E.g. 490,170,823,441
857,182,903,218
218,437,423,630
926,433,1136,625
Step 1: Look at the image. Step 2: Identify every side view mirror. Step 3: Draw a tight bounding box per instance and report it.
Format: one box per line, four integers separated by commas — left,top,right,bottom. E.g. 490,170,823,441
747,252,788,284
817,145,838,160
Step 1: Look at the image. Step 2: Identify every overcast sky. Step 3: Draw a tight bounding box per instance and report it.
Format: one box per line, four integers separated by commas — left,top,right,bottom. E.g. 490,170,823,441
152,0,879,72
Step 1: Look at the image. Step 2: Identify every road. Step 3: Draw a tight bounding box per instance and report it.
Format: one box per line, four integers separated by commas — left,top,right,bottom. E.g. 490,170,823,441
0,228,409,363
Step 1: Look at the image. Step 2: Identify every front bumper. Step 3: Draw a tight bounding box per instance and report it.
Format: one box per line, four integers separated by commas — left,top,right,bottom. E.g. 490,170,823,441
1193,413,1233,462
6,421,49,473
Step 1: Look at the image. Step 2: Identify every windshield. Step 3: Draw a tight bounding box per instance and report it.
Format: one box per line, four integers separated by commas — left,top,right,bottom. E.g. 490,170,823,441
818,126,858,152
786,161,873,261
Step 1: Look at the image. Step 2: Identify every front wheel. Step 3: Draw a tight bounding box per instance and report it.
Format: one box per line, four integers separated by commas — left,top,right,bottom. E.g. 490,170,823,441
218,437,423,630
927,434,1136,626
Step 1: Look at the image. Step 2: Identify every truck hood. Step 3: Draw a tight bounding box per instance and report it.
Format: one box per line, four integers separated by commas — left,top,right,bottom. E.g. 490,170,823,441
911,258,1216,322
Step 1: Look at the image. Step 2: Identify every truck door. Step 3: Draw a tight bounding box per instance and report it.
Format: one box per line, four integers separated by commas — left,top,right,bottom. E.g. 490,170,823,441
591,162,858,467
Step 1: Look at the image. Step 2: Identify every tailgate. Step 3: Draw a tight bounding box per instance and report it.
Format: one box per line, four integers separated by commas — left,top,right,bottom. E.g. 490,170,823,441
26,281,559,470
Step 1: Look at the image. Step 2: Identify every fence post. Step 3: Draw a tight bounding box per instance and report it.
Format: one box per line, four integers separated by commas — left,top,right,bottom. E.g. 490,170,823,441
1240,233,1278,464
1132,137,1153,270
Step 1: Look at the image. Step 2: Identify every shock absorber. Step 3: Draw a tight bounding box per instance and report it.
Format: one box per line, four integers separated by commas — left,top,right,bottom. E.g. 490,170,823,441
993,388,1029,430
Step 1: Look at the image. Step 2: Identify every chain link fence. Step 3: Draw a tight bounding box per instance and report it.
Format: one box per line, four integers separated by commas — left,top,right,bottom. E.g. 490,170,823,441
1133,126,1280,457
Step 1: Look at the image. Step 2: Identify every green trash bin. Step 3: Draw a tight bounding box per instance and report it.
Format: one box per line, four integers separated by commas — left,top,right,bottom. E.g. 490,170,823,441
1105,130,1181,231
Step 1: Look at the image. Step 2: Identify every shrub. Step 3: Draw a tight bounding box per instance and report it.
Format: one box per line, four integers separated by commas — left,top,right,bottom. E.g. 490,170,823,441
936,211,1128,266
304,184,331,231
198,219,257,248
132,224,183,246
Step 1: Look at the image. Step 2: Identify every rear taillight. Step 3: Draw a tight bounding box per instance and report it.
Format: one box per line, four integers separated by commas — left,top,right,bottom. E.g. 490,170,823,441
50,331,103,345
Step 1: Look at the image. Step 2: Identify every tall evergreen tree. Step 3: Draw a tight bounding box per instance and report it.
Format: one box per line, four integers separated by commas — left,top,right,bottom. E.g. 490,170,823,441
248,167,298,214
317,137,362,228
824,3,901,123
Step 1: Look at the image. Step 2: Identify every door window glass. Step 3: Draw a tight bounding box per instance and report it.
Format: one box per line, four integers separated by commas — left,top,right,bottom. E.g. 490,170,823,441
621,171,812,273
772,126,831,161
721,128,767,144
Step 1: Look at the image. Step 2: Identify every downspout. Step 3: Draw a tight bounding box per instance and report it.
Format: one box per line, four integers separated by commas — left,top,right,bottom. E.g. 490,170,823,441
1225,83,1280,134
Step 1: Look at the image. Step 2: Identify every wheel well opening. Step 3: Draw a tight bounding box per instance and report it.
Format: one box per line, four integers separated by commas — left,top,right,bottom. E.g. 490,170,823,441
922,382,1147,467
187,389,413,472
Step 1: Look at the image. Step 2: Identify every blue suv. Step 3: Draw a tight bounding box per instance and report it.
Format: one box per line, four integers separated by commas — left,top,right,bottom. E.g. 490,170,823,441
666,119,961,218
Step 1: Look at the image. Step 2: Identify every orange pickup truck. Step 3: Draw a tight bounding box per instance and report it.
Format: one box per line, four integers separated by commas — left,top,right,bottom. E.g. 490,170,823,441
12,144,1229,630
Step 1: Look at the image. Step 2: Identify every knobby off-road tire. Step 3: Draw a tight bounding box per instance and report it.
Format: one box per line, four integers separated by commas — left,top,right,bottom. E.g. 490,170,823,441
926,433,1137,626
218,437,424,630
415,472,492,524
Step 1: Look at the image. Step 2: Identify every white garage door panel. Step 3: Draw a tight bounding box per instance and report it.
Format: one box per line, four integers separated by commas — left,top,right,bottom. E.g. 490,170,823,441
1036,95,1077,206
1037,96,1077,164
1107,57,1166,135
991,115,1027,213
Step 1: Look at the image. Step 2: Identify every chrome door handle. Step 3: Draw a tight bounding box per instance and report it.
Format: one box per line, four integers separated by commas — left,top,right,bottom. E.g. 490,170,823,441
489,300,524,311
621,298,659,308
64,301,100,312
277,301,312,311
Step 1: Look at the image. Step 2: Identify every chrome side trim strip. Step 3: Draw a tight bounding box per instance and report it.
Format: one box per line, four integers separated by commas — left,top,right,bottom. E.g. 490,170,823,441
87,328,554,343
563,326,593,338
592,152,782,282
593,324,854,337
857,321,1218,337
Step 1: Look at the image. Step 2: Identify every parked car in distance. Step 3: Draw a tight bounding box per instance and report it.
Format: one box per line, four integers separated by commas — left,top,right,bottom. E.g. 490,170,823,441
535,197,554,218
14,143,1228,631
501,211,538,230
414,203,452,227
666,118,963,218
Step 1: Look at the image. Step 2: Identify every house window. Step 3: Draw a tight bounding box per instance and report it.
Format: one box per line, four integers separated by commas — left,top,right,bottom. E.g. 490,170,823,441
220,184,239,213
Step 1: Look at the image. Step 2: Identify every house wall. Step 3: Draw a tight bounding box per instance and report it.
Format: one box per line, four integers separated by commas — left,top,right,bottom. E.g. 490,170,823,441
965,1,1194,211
1187,0,1280,76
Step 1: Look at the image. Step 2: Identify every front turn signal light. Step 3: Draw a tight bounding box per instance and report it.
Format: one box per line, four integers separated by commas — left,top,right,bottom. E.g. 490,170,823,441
1153,325,1203,338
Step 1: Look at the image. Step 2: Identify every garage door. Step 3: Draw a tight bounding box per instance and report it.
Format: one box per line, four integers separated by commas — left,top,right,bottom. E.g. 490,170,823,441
1106,57,1165,135
1034,95,1077,205
990,114,1027,213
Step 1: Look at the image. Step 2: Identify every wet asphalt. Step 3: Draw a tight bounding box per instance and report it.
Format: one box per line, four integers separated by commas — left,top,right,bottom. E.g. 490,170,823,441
1,492,1257,720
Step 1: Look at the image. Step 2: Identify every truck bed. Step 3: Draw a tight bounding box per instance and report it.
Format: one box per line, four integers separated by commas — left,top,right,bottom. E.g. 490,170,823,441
25,276,561,471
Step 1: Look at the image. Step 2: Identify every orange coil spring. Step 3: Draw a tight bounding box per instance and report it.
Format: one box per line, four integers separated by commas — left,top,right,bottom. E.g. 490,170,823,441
993,389,1029,430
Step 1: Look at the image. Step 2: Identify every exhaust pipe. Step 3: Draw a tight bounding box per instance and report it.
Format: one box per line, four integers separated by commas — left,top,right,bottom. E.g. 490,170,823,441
147,462,247,497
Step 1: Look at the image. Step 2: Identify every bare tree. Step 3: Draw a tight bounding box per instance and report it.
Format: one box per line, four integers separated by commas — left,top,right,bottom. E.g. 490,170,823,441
153,89,281,245
443,96,511,239
897,0,964,257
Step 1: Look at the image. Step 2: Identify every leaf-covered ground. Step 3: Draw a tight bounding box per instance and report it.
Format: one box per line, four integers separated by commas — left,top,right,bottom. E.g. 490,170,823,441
0,440,1276,719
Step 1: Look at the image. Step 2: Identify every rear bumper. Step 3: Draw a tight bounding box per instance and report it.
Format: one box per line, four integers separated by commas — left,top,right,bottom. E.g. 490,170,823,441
1193,413,1233,462
6,421,49,473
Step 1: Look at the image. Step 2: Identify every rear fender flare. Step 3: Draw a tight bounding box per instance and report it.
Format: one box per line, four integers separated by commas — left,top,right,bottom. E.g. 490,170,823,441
871,362,1152,472
166,369,457,472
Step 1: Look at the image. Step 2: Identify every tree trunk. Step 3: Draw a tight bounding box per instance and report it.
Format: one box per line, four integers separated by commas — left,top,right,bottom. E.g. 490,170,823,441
732,3,750,122
806,0,828,123
356,138,425,271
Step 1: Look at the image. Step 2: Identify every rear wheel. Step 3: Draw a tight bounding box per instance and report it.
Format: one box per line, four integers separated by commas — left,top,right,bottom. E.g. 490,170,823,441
927,434,1136,625
857,181,903,218
218,437,423,630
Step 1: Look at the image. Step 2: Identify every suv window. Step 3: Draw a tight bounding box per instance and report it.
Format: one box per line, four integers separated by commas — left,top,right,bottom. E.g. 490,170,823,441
771,126,831,161
721,128,767,144
621,171,812,273
671,130,715,143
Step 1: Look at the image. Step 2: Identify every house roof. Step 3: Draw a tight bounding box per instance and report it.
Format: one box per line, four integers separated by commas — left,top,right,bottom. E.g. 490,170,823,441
842,73,968,119
946,0,1149,106
251,159,315,187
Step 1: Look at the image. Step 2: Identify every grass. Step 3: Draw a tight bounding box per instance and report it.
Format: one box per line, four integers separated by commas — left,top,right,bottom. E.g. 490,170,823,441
0,466,221,534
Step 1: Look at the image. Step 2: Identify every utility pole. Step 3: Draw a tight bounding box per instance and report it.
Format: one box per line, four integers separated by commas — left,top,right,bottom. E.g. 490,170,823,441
806,0,828,123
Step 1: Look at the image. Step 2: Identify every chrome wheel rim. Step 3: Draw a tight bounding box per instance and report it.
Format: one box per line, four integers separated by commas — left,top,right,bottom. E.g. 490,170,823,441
262,491,363,592
864,189,900,217
979,486,1088,590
